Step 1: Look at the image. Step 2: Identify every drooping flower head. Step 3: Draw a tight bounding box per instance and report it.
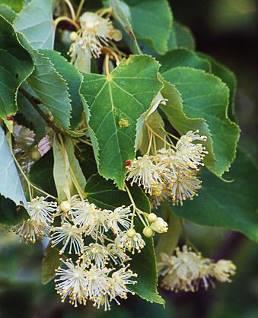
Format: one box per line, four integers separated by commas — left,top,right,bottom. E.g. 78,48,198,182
109,266,137,300
69,12,122,72
27,196,57,226
168,170,202,205
55,259,88,307
126,155,162,194
115,229,145,254
159,246,205,292
158,245,236,292
83,243,109,268
51,222,84,255
108,206,132,234
15,219,46,244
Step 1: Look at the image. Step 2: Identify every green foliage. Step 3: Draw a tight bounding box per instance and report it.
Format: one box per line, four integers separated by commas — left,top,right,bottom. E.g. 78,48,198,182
108,0,140,52
168,22,196,50
29,152,56,195
14,0,55,49
0,196,28,225
161,67,240,176
173,151,258,242
0,0,24,13
199,52,237,116
0,0,256,311
26,49,72,129
0,127,26,206
0,15,33,119
158,49,210,73
0,4,16,22
41,246,60,284
123,0,172,55
81,55,162,188
42,50,84,128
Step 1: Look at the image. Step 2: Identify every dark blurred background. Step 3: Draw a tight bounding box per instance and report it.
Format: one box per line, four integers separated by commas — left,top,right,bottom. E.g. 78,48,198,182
0,1,257,317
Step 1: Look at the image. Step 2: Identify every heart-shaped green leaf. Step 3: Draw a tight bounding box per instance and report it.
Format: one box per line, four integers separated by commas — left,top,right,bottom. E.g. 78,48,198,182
81,55,162,188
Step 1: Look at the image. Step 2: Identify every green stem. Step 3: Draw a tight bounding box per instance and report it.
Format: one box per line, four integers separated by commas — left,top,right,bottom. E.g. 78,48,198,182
76,0,85,20
125,185,148,227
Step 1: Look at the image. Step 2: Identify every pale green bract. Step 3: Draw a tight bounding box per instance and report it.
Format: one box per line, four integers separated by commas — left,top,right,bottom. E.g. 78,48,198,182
0,126,26,206
14,0,55,49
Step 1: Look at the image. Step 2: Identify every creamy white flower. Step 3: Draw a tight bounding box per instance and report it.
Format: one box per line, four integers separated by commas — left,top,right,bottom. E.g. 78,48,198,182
168,170,202,205
15,219,46,243
79,12,122,57
28,196,57,226
84,265,111,298
69,12,121,72
69,200,110,237
108,206,132,234
68,198,91,226
107,243,131,265
158,246,235,292
155,148,178,177
176,131,208,170
92,266,137,311
211,260,236,282
55,259,88,307
109,266,137,299
83,243,109,268
51,222,84,255
115,229,145,254
93,293,112,311
126,155,162,193
159,246,206,292
150,217,168,234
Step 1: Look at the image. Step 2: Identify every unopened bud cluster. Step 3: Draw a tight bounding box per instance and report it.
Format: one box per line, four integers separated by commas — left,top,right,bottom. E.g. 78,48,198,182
143,213,168,237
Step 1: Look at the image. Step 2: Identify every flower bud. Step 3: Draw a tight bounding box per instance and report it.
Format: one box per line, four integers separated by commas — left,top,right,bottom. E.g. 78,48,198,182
150,217,168,234
70,31,78,42
60,201,71,213
30,148,41,161
127,228,136,238
143,227,154,238
147,213,157,223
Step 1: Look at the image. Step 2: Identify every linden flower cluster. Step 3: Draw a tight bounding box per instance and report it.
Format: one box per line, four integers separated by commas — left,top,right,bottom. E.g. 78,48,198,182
14,192,168,309
126,130,208,206
15,196,57,243
158,245,236,292
69,12,122,72
51,196,146,310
